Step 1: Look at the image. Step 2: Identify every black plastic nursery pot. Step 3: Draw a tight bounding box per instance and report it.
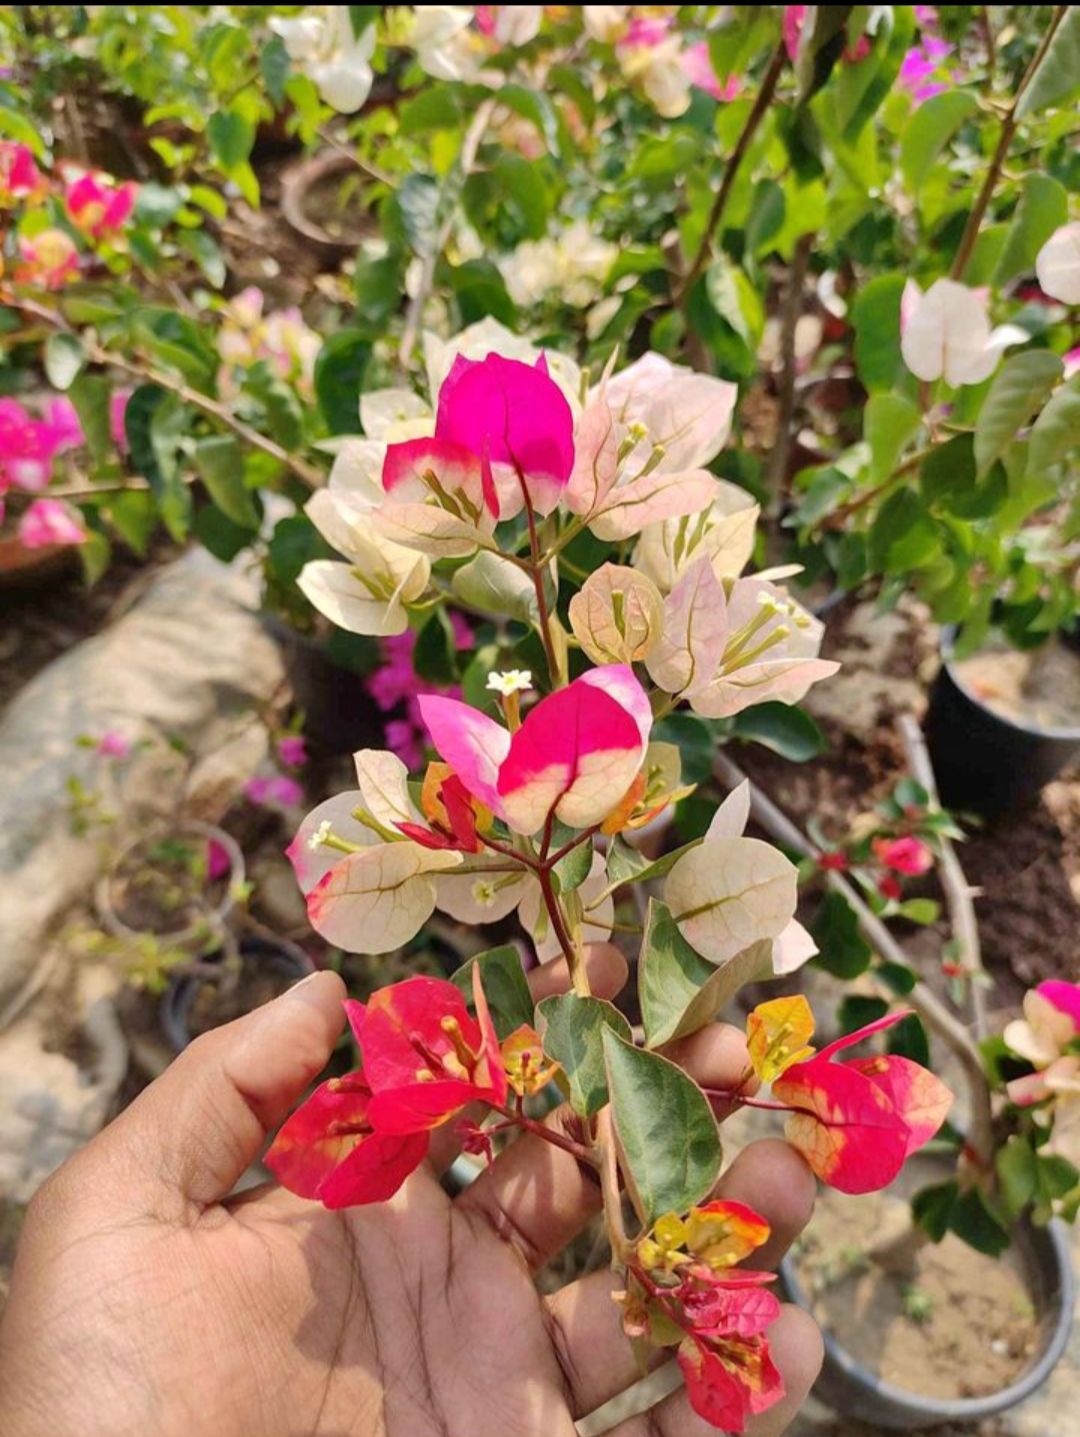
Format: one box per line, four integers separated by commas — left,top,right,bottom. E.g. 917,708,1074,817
263,613,385,755
780,1214,1075,1430
924,630,1080,820
161,933,316,1053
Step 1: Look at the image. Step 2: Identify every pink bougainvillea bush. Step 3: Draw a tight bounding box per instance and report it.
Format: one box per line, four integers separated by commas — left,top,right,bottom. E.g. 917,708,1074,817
267,330,952,1431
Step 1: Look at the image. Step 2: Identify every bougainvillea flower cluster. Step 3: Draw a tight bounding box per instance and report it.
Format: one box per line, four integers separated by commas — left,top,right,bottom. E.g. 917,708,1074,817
266,971,505,1206
748,996,953,1194
621,1200,783,1431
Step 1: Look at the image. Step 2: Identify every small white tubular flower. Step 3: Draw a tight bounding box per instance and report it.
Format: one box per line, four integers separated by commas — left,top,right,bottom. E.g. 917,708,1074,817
307,819,333,852
900,278,1027,387
1036,222,1080,305
487,669,533,696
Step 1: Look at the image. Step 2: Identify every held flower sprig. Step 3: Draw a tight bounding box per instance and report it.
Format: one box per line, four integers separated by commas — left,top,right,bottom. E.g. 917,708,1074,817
264,323,954,1430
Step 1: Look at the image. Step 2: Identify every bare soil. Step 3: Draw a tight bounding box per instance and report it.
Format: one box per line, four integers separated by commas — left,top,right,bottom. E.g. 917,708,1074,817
794,1187,1040,1402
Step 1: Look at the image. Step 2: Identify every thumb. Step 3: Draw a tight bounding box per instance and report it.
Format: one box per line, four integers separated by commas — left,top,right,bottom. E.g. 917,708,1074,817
95,970,347,1213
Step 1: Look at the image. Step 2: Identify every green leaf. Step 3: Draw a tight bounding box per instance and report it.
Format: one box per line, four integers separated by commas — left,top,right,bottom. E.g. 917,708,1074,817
193,502,254,562
78,526,111,585
497,84,564,158
899,898,940,925
949,1187,1010,1257
124,386,191,542
811,892,872,979
974,351,1063,477
900,91,978,192
866,394,920,482
605,838,697,895
451,945,535,1042
193,435,259,529
838,4,913,139
994,175,1069,286
1016,6,1080,119
920,432,1007,519
1029,377,1080,474
602,1028,722,1225
996,1136,1038,1220
0,101,47,157
639,899,772,1049
451,551,537,624
869,488,939,573
314,329,371,434
207,108,255,170
852,273,905,393
888,1012,930,1066
397,172,441,255
731,703,825,762
491,153,549,240
260,35,290,107
552,839,593,895
413,608,457,685
651,713,715,786
537,993,631,1116
913,1180,959,1242
44,332,85,391
176,229,227,288
67,373,112,461
103,490,158,555
838,994,889,1035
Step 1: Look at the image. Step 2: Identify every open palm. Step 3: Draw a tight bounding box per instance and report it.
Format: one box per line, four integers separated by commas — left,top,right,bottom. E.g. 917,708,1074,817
0,959,821,1437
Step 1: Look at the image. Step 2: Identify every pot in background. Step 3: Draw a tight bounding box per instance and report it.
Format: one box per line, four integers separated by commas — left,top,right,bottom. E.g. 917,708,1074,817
96,821,245,955
263,613,384,755
780,1214,1074,1430
924,629,1080,819
161,933,316,1052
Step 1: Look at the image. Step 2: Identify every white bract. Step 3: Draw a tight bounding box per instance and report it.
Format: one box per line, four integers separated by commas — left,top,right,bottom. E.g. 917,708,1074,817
270,8,376,113
900,278,1027,387
1036,222,1080,305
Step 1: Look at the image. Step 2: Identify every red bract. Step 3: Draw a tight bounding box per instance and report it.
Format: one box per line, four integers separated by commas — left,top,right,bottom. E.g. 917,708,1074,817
434,352,575,515
773,1012,952,1194
679,1332,784,1432
266,971,507,1208
382,435,498,524
265,1070,428,1209
361,972,507,1133
395,763,486,853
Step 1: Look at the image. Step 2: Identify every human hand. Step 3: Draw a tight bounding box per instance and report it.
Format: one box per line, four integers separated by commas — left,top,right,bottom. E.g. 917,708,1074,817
0,948,822,1437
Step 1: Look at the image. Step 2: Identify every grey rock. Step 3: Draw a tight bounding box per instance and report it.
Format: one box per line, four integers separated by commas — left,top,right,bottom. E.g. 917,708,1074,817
0,548,283,1023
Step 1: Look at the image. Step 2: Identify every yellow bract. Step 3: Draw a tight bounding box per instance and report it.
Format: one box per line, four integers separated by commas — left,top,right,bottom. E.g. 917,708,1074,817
500,1025,560,1098
746,995,816,1083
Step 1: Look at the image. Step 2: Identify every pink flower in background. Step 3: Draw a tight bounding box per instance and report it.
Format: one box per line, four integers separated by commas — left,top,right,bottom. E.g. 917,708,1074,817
914,5,939,25
0,141,44,205
681,42,740,101
110,389,131,451
64,170,138,240
245,774,304,808
278,735,309,768
0,396,84,495
96,731,132,759
619,16,672,49
43,397,85,451
17,498,87,549
873,836,933,876
843,33,872,62
1063,347,1080,381
15,228,79,288
899,34,952,101
207,838,233,881
368,616,474,770
218,288,320,398
783,6,807,62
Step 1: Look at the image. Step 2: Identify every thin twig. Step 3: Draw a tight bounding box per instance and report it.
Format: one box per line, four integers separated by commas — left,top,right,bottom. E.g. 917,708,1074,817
898,713,988,1040
979,6,997,80
399,97,496,369
674,39,787,304
950,5,1067,281
712,750,994,1170
9,298,324,489
766,231,814,520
